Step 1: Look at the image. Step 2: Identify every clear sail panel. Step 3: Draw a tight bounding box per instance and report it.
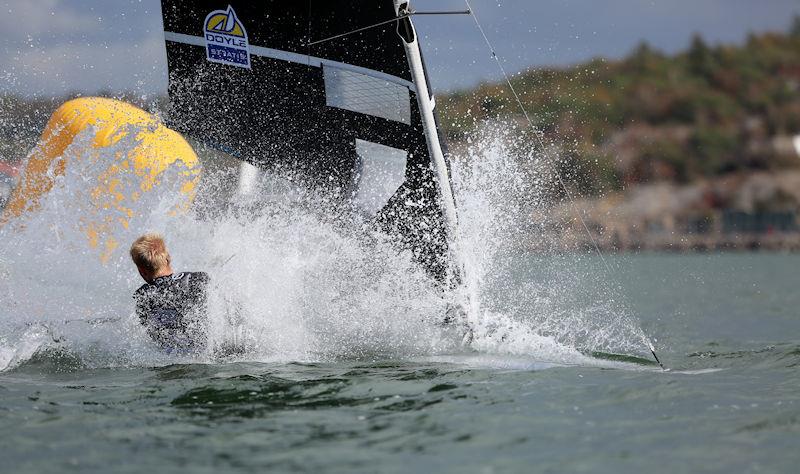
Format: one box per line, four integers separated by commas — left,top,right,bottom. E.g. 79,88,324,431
324,65,411,124
353,139,408,216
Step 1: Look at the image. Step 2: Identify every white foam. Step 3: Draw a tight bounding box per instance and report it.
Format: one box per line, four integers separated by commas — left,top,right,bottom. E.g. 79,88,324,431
0,120,652,370
451,123,653,358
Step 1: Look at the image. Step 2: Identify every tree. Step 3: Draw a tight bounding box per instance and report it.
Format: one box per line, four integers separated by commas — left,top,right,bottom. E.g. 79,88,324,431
790,15,800,38
688,33,716,79
628,40,661,72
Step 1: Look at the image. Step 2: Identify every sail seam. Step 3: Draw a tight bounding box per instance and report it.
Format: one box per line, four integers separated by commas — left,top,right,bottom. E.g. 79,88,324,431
164,32,416,91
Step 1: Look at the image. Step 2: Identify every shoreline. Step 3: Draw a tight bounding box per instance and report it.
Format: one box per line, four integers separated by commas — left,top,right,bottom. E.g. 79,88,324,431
523,231,800,254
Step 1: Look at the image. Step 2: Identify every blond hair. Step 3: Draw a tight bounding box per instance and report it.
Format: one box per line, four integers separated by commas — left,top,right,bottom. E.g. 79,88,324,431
130,233,171,274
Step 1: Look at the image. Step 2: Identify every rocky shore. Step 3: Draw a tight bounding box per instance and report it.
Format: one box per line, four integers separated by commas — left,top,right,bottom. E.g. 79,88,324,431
550,170,800,252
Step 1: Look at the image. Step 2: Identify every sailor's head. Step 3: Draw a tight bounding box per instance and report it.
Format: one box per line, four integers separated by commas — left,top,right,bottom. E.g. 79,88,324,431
130,233,172,283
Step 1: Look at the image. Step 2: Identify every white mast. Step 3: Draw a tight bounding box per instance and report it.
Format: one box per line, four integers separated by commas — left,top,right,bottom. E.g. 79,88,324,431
393,0,463,284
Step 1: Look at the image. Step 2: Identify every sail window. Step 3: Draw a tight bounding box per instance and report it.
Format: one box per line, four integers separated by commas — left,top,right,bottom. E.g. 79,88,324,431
324,65,411,124
353,139,408,216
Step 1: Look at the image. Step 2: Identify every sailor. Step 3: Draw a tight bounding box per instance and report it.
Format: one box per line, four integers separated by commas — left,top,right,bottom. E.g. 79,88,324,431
130,233,209,354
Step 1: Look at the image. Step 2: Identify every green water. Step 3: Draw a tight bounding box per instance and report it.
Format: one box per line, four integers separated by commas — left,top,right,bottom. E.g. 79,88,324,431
2,253,799,473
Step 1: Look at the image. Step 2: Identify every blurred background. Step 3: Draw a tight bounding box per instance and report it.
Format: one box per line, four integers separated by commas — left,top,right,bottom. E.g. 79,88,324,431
1,0,799,252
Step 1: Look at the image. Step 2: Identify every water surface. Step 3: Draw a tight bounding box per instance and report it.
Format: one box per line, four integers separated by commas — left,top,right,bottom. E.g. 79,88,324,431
2,253,798,473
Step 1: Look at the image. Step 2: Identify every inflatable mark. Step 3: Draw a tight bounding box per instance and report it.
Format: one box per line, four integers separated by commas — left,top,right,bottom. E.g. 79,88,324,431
1,97,201,262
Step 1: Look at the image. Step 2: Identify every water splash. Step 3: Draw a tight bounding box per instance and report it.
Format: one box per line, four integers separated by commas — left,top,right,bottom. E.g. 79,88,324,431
0,125,462,370
0,120,651,371
451,122,651,357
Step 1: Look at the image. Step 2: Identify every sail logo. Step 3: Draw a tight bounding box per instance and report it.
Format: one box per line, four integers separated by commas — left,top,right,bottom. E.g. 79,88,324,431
204,5,250,68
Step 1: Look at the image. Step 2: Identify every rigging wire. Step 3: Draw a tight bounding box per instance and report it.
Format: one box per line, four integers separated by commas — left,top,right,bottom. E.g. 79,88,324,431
307,9,471,46
463,0,665,370
307,13,411,46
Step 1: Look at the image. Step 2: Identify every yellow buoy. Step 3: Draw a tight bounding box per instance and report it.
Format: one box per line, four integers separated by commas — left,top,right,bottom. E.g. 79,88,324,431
1,97,201,262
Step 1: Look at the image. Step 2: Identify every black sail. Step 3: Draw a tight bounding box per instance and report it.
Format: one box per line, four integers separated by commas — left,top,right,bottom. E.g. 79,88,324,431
161,1,453,281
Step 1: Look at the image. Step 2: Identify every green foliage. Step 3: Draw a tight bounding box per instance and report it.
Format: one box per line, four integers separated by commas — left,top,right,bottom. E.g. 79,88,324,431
587,152,624,193
439,25,800,191
640,139,690,183
790,15,800,38
689,127,739,175
688,34,718,79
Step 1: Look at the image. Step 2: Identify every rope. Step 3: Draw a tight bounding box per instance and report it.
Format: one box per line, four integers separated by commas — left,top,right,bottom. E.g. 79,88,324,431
463,0,612,274
463,0,665,369
307,13,412,46
307,10,472,47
